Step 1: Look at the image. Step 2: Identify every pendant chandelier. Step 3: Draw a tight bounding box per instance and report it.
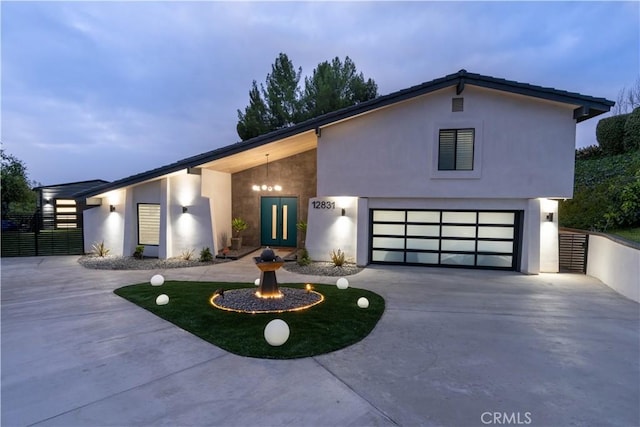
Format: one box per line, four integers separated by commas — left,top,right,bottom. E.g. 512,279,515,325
252,154,282,192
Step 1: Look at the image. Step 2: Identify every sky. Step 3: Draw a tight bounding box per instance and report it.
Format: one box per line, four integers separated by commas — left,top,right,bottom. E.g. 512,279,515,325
2,1,638,186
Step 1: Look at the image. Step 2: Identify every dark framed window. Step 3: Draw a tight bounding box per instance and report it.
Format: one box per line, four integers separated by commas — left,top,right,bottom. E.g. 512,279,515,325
138,203,160,246
438,128,474,171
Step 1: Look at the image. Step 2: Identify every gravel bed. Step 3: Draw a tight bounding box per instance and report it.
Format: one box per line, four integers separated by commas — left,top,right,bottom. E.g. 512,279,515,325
282,261,363,276
212,287,323,313
78,255,228,270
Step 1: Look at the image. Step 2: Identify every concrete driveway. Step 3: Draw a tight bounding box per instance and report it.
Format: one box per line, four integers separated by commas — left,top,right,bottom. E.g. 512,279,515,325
2,254,638,426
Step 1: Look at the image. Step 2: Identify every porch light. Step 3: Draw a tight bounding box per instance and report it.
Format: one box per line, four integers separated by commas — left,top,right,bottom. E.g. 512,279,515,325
545,212,554,222
110,205,116,212
252,154,282,192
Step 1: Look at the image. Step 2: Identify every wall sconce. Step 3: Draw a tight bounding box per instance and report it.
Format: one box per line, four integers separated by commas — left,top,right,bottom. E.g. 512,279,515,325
44,198,51,205
182,206,188,214
110,205,116,212
341,208,346,216
545,212,554,222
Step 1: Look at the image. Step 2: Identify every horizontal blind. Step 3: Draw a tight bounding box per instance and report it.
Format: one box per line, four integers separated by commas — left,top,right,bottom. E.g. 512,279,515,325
438,130,456,170
456,129,474,170
138,204,160,245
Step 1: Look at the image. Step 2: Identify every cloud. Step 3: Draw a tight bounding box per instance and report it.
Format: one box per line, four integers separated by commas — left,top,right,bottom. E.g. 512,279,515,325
1,1,637,185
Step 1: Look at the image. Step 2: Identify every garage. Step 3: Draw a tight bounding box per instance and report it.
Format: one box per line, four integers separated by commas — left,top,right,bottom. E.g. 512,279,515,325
370,209,523,270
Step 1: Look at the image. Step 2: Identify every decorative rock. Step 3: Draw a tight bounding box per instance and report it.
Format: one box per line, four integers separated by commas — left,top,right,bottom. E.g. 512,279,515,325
336,277,349,289
254,278,260,286
357,297,369,309
150,274,165,286
264,319,290,346
156,294,169,305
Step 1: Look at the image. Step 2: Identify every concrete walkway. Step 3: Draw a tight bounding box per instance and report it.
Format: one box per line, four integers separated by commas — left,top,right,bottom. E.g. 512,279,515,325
2,253,638,426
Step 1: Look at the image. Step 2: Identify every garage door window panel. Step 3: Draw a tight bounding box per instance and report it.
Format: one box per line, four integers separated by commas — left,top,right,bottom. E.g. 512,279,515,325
370,209,521,270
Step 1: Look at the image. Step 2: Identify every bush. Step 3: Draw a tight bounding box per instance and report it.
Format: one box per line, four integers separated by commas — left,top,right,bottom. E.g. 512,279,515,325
596,114,629,155
560,150,640,231
199,247,213,262
575,144,604,161
181,248,195,261
623,107,640,152
297,248,311,266
330,249,345,266
133,245,144,259
92,241,110,257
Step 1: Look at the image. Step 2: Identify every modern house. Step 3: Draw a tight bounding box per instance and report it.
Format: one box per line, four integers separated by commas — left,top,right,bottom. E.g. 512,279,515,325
75,70,613,273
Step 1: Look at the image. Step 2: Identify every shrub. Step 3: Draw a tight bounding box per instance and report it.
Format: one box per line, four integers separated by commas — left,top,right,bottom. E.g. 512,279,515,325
133,245,144,259
330,249,345,267
623,107,640,152
199,247,213,262
181,248,195,261
575,144,604,161
92,241,110,257
596,114,629,155
232,218,248,237
297,248,311,266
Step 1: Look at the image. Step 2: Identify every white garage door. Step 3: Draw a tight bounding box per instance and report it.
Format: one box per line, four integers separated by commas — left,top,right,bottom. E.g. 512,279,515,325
370,210,522,270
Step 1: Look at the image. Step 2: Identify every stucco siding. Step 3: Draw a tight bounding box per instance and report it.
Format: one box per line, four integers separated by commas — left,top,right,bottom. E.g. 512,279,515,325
587,235,640,302
318,85,576,199
83,189,127,256
166,173,215,258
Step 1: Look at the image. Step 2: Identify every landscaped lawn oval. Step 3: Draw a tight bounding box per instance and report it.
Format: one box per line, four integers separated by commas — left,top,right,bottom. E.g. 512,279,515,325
114,281,385,359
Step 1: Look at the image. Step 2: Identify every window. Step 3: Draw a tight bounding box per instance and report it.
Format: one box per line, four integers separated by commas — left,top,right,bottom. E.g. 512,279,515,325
438,129,474,171
138,204,160,245
55,199,77,229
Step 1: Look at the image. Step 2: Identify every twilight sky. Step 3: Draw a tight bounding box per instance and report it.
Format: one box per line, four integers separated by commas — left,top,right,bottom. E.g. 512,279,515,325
2,1,638,186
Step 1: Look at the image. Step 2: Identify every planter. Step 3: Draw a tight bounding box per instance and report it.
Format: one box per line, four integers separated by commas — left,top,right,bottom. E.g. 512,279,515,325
230,237,242,251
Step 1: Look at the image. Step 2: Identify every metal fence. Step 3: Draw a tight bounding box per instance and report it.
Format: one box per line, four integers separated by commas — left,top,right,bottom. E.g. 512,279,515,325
1,213,84,257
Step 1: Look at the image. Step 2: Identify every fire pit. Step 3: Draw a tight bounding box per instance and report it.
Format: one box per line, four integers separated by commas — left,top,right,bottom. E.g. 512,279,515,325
254,247,284,298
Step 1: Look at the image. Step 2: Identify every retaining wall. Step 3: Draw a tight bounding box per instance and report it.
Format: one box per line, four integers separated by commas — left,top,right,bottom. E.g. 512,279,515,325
587,233,640,303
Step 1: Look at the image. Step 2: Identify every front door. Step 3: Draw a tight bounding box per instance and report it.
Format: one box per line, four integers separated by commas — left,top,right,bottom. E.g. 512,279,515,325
260,197,297,247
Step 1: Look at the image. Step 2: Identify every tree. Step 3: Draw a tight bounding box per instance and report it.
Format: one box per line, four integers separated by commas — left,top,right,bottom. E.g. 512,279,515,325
623,107,640,152
237,81,270,141
1,149,37,216
596,114,629,155
236,53,378,141
612,77,640,115
302,56,378,119
263,53,302,129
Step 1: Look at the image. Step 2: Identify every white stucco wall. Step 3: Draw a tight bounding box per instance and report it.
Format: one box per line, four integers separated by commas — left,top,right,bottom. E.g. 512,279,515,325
306,197,358,263
83,189,127,256
317,85,576,199
539,199,559,273
167,172,216,258
587,235,640,302
202,169,232,254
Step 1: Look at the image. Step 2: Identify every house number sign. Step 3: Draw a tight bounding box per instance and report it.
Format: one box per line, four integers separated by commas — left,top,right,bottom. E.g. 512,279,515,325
312,200,335,210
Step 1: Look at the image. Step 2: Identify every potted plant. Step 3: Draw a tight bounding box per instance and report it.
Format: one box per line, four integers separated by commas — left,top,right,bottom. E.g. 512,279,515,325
231,217,248,251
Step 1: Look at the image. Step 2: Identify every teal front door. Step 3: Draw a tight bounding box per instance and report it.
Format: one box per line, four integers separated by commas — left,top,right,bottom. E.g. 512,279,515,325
260,197,297,247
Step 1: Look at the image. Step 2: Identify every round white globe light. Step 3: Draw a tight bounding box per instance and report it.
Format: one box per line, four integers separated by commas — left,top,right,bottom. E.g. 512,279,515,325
150,274,165,286
336,277,349,289
357,297,369,309
264,319,290,346
254,278,260,286
155,294,169,305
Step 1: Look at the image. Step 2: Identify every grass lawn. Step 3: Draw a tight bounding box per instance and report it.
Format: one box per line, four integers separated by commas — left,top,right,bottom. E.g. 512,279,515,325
115,281,384,359
608,227,640,244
